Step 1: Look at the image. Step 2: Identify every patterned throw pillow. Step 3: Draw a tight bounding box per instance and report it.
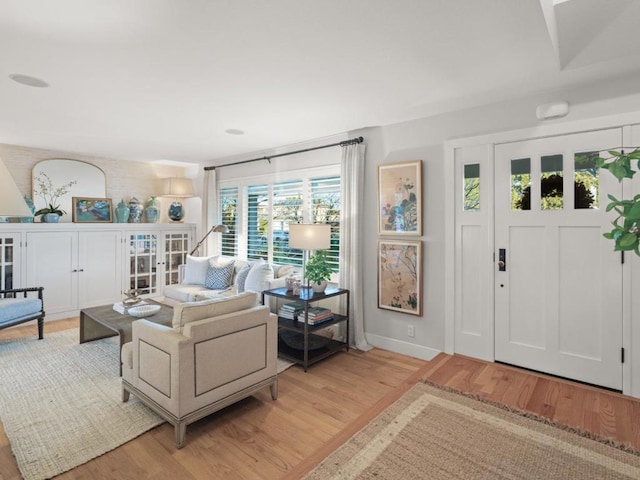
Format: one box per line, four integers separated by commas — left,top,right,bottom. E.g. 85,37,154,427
235,263,252,293
204,260,235,290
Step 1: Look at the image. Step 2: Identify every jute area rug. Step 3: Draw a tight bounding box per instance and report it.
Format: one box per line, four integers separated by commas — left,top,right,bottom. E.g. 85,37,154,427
0,328,294,480
0,328,164,480
304,381,640,480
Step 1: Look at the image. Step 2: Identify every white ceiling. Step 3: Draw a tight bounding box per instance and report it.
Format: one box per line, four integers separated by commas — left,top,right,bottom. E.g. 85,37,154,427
2,0,640,166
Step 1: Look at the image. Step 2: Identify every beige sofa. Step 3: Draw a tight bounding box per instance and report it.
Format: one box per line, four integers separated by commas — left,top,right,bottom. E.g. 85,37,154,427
162,255,300,307
121,291,278,448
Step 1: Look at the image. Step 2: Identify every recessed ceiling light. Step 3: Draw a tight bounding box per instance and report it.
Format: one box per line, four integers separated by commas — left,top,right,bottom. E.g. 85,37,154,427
9,74,49,88
225,129,245,135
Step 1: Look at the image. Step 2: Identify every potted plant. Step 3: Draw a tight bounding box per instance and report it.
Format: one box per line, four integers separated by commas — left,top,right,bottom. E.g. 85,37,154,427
304,249,334,293
33,172,77,223
596,148,640,254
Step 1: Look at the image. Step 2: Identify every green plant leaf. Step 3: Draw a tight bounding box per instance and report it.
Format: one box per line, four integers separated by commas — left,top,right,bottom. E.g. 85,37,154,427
618,232,639,250
626,202,640,221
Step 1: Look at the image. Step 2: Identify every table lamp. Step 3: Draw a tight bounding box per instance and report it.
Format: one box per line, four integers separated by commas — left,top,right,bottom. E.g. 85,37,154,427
289,223,331,292
160,177,194,222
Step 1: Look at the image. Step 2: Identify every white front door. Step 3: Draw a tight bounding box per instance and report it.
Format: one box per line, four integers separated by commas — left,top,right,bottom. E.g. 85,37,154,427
494,128,623,390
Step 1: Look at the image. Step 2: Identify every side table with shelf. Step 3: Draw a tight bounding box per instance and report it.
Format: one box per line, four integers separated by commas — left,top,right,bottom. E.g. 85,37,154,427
262,286,349,372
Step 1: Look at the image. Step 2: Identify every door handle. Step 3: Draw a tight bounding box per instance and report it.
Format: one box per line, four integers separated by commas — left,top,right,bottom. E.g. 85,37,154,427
498,248,506,271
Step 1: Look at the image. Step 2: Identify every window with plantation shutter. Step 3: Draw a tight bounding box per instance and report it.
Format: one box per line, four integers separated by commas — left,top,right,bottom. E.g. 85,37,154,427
219,187,238,257
247,184,269,260
217,164,341,273
311,175,340,273
272,180,304,266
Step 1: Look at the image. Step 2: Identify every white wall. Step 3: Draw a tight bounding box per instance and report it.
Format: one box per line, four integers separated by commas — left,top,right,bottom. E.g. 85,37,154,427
355,71,640,360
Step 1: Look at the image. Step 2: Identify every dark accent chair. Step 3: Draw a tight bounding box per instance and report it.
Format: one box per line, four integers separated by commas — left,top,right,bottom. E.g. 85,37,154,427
0,287,45,339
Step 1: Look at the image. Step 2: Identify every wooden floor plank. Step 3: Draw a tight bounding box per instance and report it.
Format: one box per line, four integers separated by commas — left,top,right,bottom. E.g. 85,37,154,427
2,320,640,479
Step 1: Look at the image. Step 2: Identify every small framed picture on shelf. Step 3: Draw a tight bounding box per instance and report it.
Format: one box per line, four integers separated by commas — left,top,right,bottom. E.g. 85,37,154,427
378,239,422,316
72,197,113,223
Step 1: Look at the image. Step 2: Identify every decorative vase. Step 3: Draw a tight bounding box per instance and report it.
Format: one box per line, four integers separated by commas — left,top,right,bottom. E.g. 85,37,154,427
168,201,184,222
145,197,160,223
128,197,143,223
23,195,36,216
115,199,130,223
311,280,328,293
42,213,60,223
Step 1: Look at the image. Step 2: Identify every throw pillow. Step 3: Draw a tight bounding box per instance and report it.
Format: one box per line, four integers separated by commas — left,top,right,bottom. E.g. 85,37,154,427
182,255,218,285
172,291,258,332
204,259,235,290
244,259,274,293
235,263,252,293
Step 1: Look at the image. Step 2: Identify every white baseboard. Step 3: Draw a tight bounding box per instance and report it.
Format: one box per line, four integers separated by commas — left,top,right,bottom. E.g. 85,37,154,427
365,333,441,361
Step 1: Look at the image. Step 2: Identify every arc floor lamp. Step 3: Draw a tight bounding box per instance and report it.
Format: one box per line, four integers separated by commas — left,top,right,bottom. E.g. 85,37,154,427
190,224,229,256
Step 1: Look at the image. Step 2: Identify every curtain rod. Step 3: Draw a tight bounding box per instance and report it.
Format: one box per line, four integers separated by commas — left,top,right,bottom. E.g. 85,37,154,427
203,136,364,171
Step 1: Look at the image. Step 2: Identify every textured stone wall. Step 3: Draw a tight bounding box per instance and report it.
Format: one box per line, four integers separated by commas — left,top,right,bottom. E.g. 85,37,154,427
0,143,196,223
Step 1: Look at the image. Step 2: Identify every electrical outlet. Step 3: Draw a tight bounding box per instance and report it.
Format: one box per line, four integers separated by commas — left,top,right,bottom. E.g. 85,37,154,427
408,324,415,338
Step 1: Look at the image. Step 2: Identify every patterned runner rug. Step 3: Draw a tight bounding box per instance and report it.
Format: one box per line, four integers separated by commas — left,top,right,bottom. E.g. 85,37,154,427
304,381,640,479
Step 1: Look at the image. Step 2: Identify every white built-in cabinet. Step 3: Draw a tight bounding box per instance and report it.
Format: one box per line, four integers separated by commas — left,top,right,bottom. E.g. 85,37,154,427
127,229,191,296
0,233,21,290
0,223,195,320
26,230,122,315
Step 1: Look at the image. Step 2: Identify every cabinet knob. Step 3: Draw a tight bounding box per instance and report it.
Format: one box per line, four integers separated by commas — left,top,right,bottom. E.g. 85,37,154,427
79,269,84,272
72,269,78,273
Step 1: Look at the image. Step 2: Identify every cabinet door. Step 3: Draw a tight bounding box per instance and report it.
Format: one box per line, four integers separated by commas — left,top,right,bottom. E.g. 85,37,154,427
164,230,191,286
26,232,78,315
0,233,21,290
78,230,122,308
128,233,159,296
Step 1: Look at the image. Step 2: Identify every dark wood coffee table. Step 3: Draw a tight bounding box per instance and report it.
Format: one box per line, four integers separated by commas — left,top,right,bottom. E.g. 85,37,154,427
79,301,173,375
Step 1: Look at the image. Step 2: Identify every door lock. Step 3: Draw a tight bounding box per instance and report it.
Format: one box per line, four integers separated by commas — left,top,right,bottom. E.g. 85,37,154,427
498,248,506,271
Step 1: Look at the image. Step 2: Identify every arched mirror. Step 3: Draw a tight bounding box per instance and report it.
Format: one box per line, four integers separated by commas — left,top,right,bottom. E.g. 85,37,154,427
32,159,107,223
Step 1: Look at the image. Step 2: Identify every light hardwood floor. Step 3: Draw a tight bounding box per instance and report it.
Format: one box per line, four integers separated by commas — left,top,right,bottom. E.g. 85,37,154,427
1,319,640,479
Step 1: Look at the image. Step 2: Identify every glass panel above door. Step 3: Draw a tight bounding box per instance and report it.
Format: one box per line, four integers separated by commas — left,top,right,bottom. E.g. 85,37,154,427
463,163,480,211
511,158,531,211
574,151,599,209
541,154,563,211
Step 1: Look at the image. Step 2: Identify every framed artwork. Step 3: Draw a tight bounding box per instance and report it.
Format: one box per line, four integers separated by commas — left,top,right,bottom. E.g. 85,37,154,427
378,160,422,235
378,239,422,316
72,197,113,223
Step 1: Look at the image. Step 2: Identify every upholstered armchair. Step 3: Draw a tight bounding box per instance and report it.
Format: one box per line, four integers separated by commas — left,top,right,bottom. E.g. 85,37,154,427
121,292,278,448
0,287,45,339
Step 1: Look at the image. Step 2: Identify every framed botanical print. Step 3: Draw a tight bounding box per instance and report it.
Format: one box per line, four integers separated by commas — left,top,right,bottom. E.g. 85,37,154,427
378,160,422,235
72,197,113,223
378,239,422,316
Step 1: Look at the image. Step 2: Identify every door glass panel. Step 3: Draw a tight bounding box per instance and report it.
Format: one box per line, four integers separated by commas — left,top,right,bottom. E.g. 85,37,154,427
541,154,563,211
164,232,189,286
463,163,480,211
574,151,599,209
511,158,531,211
0,238,14,290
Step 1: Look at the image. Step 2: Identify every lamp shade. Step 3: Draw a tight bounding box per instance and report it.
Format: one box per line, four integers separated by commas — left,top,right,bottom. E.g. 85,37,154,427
0,159,31,217
289,223,331,251
160,177,194,197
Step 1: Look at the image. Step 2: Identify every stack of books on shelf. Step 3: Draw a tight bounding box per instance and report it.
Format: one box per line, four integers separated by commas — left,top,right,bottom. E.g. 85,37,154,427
278,301,304,320
306,306,334,325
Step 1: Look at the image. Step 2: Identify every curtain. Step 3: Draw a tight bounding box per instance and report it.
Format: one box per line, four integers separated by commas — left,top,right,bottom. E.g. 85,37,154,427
201,169,218,256
340,142,371,350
